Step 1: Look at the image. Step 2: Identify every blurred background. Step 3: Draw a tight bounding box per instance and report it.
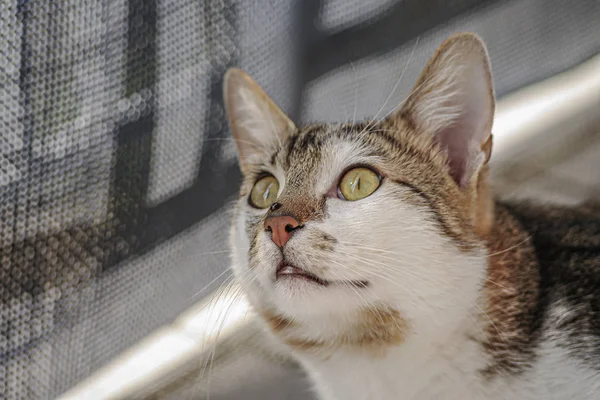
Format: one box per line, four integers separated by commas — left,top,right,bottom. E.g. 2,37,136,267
1,0,600,399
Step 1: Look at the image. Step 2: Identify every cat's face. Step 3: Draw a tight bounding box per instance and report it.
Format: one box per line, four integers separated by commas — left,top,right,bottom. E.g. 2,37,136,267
225,33,496,348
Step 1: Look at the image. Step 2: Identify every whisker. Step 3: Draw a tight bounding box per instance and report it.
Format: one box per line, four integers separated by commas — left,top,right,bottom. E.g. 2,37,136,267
189,267,233,301
347,253,436,292
205,286,246,398
358,36,420,136
487,235,532,258
196,277,250,398
337,240,511,290
179,249,232,260
350,60,359,125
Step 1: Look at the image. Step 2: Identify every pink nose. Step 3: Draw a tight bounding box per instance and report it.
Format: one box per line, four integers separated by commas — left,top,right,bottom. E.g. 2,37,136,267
264,215,300,248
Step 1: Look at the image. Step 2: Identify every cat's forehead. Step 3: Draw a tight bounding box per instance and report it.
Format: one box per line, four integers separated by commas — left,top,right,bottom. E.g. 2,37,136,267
276,122,375,170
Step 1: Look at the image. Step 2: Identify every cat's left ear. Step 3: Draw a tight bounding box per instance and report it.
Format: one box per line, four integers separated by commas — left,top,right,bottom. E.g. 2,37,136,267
223,68,296,174
395,32,494,188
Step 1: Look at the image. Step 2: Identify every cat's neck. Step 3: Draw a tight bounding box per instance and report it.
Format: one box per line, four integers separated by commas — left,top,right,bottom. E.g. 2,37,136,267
296,319,486,399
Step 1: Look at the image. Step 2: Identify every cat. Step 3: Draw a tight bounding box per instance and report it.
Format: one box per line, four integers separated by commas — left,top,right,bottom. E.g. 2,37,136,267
222,32,600,400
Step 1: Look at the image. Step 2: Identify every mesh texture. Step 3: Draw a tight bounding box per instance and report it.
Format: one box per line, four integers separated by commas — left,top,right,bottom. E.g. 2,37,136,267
1,0,600,398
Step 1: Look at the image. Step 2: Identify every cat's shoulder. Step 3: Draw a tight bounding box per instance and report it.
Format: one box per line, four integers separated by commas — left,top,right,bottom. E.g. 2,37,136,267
500,200,600,250
500,199,600,372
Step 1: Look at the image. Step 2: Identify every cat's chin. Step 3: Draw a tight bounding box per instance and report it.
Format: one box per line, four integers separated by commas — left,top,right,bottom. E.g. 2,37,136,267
267,262,371,318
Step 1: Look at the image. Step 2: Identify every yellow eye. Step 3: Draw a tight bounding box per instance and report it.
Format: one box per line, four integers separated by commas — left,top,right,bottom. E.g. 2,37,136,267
339,167,380,201
250,176,280,208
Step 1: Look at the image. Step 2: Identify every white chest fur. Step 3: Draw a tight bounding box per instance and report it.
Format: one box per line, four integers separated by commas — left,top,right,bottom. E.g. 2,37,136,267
296,331,485,400
293,333,599,400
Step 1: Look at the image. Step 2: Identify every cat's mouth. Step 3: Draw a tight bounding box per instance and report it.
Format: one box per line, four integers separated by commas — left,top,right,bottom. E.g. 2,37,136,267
276,263,330,286
275,262,369,288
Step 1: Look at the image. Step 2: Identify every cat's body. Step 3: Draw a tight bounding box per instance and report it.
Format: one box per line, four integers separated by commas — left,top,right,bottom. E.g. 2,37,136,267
222,33,600,399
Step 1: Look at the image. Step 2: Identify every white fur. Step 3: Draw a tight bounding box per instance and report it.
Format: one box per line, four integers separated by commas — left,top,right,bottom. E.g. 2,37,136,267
229,139,600,399
299,333,600,400
411,52,465,135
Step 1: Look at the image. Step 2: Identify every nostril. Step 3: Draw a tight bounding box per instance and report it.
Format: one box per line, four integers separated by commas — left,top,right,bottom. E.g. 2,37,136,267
285,223,303,232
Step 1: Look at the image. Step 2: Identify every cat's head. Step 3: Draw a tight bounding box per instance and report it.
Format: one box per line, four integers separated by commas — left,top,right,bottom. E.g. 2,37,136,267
224,33,495,351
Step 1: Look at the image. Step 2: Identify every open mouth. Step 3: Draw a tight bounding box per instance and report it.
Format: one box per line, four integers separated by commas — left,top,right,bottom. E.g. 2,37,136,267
276,263,330,286
275,262,368,288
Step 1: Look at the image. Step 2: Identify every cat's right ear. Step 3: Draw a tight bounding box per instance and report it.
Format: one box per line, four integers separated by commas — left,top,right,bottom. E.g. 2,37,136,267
223,68,296,174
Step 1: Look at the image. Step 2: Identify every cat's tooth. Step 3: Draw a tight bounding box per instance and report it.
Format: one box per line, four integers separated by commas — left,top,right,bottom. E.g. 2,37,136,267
278,266,297,275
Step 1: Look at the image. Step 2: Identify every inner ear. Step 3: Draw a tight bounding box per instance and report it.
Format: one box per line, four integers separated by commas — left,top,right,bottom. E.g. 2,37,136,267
395,33,495,188
223,68,296,174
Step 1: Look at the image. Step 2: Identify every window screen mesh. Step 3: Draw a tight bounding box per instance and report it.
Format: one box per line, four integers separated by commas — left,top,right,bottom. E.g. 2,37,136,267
0,0,599,398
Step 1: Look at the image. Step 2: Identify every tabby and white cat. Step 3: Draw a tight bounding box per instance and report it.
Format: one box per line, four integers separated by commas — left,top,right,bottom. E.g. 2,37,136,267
223,33,600,399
